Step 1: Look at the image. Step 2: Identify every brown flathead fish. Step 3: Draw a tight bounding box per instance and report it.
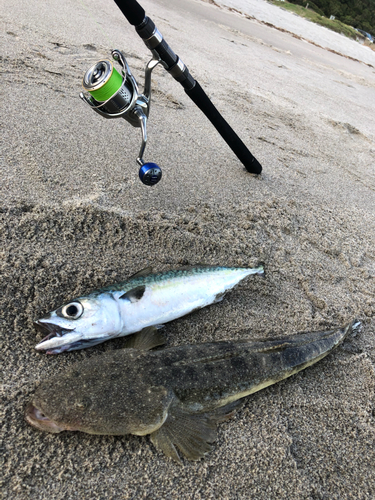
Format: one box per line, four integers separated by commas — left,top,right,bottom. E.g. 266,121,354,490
26,322,355,462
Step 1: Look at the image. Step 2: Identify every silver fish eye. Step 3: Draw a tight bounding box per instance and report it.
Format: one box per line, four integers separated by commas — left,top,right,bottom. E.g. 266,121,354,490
61,302,83,320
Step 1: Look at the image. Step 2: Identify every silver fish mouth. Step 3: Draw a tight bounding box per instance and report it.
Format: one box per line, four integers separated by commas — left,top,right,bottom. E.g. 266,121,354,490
34,321,78,354
34,321,76,342
35,321,108,354
44,339,107,355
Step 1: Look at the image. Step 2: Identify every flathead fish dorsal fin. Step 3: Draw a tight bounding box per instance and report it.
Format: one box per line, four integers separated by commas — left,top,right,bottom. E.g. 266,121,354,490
123,326,167,350
150,400,243,463
127,267,153,279
119,285,146,302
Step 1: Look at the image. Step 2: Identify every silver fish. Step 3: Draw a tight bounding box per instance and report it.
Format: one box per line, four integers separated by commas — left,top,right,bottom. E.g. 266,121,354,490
34,264,264,354
26,322,355,462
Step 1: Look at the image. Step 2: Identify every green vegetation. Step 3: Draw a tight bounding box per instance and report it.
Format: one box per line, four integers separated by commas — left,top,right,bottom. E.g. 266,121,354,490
270,0,361,39
272,0,375,35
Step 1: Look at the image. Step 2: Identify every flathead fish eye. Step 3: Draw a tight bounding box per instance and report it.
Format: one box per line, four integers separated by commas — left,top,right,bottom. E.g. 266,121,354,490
74,396,92,410
60,301,84,320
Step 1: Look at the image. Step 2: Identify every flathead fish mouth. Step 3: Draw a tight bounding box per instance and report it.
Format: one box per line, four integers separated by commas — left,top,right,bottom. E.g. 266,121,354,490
25,402,66,433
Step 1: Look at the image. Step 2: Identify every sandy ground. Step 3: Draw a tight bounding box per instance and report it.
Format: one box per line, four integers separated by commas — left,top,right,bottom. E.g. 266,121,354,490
1,0,375,498
212,0,375,66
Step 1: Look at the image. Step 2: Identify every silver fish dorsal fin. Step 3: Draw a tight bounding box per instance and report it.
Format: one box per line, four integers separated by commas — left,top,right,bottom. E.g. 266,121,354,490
127,267,153,279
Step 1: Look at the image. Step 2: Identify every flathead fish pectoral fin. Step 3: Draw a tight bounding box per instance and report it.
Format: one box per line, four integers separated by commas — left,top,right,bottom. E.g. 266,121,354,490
150,425,182,464
119,285,146,302
127,267,153,279
122,327,167,351
150,408,215,463
150,400,243,463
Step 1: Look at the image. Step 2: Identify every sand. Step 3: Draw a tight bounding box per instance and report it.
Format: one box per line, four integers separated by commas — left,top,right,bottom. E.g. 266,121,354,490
211,0,375,66
1,0,375,498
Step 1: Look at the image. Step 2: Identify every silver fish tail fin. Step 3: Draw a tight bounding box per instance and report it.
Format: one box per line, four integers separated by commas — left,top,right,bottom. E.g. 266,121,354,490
255,262,265,277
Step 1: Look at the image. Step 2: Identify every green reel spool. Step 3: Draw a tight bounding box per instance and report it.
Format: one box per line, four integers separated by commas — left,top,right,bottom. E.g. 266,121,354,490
83,60,123,102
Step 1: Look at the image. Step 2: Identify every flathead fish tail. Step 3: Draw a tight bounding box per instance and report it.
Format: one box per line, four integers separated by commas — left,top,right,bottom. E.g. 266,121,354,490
245,321,357,391
329,320,359,346
282,321,356,372
284,321,354,349
349,320,362,337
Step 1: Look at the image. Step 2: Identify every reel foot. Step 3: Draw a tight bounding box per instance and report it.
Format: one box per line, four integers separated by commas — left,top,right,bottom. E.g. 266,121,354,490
139,162,162,186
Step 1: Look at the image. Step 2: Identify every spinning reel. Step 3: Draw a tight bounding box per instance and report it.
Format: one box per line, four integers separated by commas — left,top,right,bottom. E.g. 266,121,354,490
80,50,162,186
80,0,263,186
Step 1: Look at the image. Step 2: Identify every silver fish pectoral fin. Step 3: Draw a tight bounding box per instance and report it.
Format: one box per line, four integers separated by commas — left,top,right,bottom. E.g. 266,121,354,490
119,285,146,302
150,400,244,463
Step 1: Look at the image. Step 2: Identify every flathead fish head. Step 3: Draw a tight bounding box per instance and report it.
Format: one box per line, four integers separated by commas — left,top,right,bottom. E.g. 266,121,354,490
25,375,95,434
34,293,122,354
25,350,172,436
25,401,71,433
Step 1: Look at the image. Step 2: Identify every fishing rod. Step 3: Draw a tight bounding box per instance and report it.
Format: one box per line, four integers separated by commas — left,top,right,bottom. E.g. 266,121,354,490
80,0,262,186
